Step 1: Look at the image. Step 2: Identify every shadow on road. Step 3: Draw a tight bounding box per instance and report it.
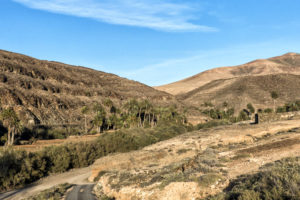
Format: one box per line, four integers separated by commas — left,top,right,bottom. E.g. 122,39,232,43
66,184,96,200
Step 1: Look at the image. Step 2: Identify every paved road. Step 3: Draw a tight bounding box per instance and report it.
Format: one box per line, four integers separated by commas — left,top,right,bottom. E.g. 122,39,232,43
66,184,97,200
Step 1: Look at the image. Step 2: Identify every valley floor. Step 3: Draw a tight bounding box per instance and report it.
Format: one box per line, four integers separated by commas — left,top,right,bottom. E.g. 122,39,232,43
1,118,300,199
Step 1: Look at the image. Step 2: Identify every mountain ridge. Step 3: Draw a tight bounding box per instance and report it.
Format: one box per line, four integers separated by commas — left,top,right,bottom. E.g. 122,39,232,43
155,52,300,95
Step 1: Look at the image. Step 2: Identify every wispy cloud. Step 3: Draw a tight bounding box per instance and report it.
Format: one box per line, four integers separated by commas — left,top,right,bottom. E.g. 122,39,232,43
115,40,300,86
12,0,217,32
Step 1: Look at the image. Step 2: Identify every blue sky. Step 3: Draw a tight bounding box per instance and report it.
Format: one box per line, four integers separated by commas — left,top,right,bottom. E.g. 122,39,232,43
1,0,300,86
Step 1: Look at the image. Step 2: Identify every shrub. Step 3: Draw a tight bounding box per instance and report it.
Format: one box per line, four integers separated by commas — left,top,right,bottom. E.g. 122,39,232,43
263,108,273,113
196,120,230,130
207,157,300,200
0,123,188,191
276,106,286,113
237,111,250,121
26,183,73,200
246,103,255,114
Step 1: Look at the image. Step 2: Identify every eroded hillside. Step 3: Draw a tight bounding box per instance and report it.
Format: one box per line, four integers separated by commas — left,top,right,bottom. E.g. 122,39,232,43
156,53,300,95
0,50,177,126
178,74,300,111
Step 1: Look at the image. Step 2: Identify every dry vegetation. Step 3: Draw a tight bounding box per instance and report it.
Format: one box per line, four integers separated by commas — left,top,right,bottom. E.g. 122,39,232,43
91,118,300,200
0,49,177,128
1,50,300,200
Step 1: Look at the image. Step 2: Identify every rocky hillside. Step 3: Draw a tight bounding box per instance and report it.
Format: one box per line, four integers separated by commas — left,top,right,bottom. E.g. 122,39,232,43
0,50,177,126
155,53,300,95
178,74,300,111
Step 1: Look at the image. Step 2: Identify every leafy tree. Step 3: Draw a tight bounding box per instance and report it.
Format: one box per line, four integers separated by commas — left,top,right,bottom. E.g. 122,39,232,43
247,103,255,114
271,91,279,111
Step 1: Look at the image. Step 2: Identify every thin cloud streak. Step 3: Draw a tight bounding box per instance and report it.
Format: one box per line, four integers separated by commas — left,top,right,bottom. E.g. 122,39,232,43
13,0,217,32
116,40,300,86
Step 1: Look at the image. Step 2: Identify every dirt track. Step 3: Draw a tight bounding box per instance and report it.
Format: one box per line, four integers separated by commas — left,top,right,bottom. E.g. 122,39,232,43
0,166,92,200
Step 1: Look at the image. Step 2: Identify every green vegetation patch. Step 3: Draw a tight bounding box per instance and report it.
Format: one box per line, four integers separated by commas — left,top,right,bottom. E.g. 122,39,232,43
0,123,187,192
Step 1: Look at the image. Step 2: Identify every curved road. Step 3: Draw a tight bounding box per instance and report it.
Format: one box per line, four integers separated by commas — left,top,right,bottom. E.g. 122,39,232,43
66,184,97,200
0,166,93,200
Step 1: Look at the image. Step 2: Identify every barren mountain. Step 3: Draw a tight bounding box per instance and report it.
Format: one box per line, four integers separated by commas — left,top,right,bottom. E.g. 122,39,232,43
155,53,300,95
0,50,176,126
178,74,300,111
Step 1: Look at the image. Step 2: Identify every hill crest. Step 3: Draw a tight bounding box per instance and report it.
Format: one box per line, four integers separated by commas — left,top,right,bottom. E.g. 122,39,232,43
0,49,177,126
155,53,300,95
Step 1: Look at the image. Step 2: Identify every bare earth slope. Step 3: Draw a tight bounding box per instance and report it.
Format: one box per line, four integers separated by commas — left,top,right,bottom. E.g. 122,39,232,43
0,50,176,126
90,117,300,200
178,73,300,111
155,53,300,95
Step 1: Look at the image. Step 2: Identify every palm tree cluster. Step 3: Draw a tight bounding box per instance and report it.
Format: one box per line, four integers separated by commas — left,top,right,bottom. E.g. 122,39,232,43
84,99,187,133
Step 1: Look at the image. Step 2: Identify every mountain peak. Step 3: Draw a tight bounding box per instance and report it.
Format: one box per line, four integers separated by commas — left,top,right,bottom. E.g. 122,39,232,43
284,52,298,56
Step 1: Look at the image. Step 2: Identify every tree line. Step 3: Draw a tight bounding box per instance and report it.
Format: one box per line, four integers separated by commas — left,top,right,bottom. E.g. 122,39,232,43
83,99,187,133
0,99,187,146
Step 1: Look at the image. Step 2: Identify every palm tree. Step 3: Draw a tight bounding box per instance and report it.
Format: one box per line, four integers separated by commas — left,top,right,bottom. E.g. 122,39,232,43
93,103,106,133
123,99,139,127
0,108,21,146
81,106,89,134
140,99,152,127
271,91,279,111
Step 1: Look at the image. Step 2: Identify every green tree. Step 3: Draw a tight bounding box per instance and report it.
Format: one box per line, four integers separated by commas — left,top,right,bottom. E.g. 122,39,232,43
271,91,279,111
0,108,21,146
81,106,89,134
247,103,255,114
123,99,139,127
93,104,106,133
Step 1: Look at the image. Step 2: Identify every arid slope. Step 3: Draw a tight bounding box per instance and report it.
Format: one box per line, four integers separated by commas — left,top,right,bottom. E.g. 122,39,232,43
0,50,176,126
90,116,300,200
178,73,300,111
155,53,300,95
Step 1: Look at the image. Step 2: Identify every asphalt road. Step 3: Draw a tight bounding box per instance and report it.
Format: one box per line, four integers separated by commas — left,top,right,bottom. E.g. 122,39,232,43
66,184,97,200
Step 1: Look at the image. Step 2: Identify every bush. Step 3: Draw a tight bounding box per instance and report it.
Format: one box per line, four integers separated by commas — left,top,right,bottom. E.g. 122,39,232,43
263,108,273,113
246,103,255,114
26,183,73,200
276,106,286,113
0,123,188,192
207,157,300,200
196,120,230,130
237,111,250,121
